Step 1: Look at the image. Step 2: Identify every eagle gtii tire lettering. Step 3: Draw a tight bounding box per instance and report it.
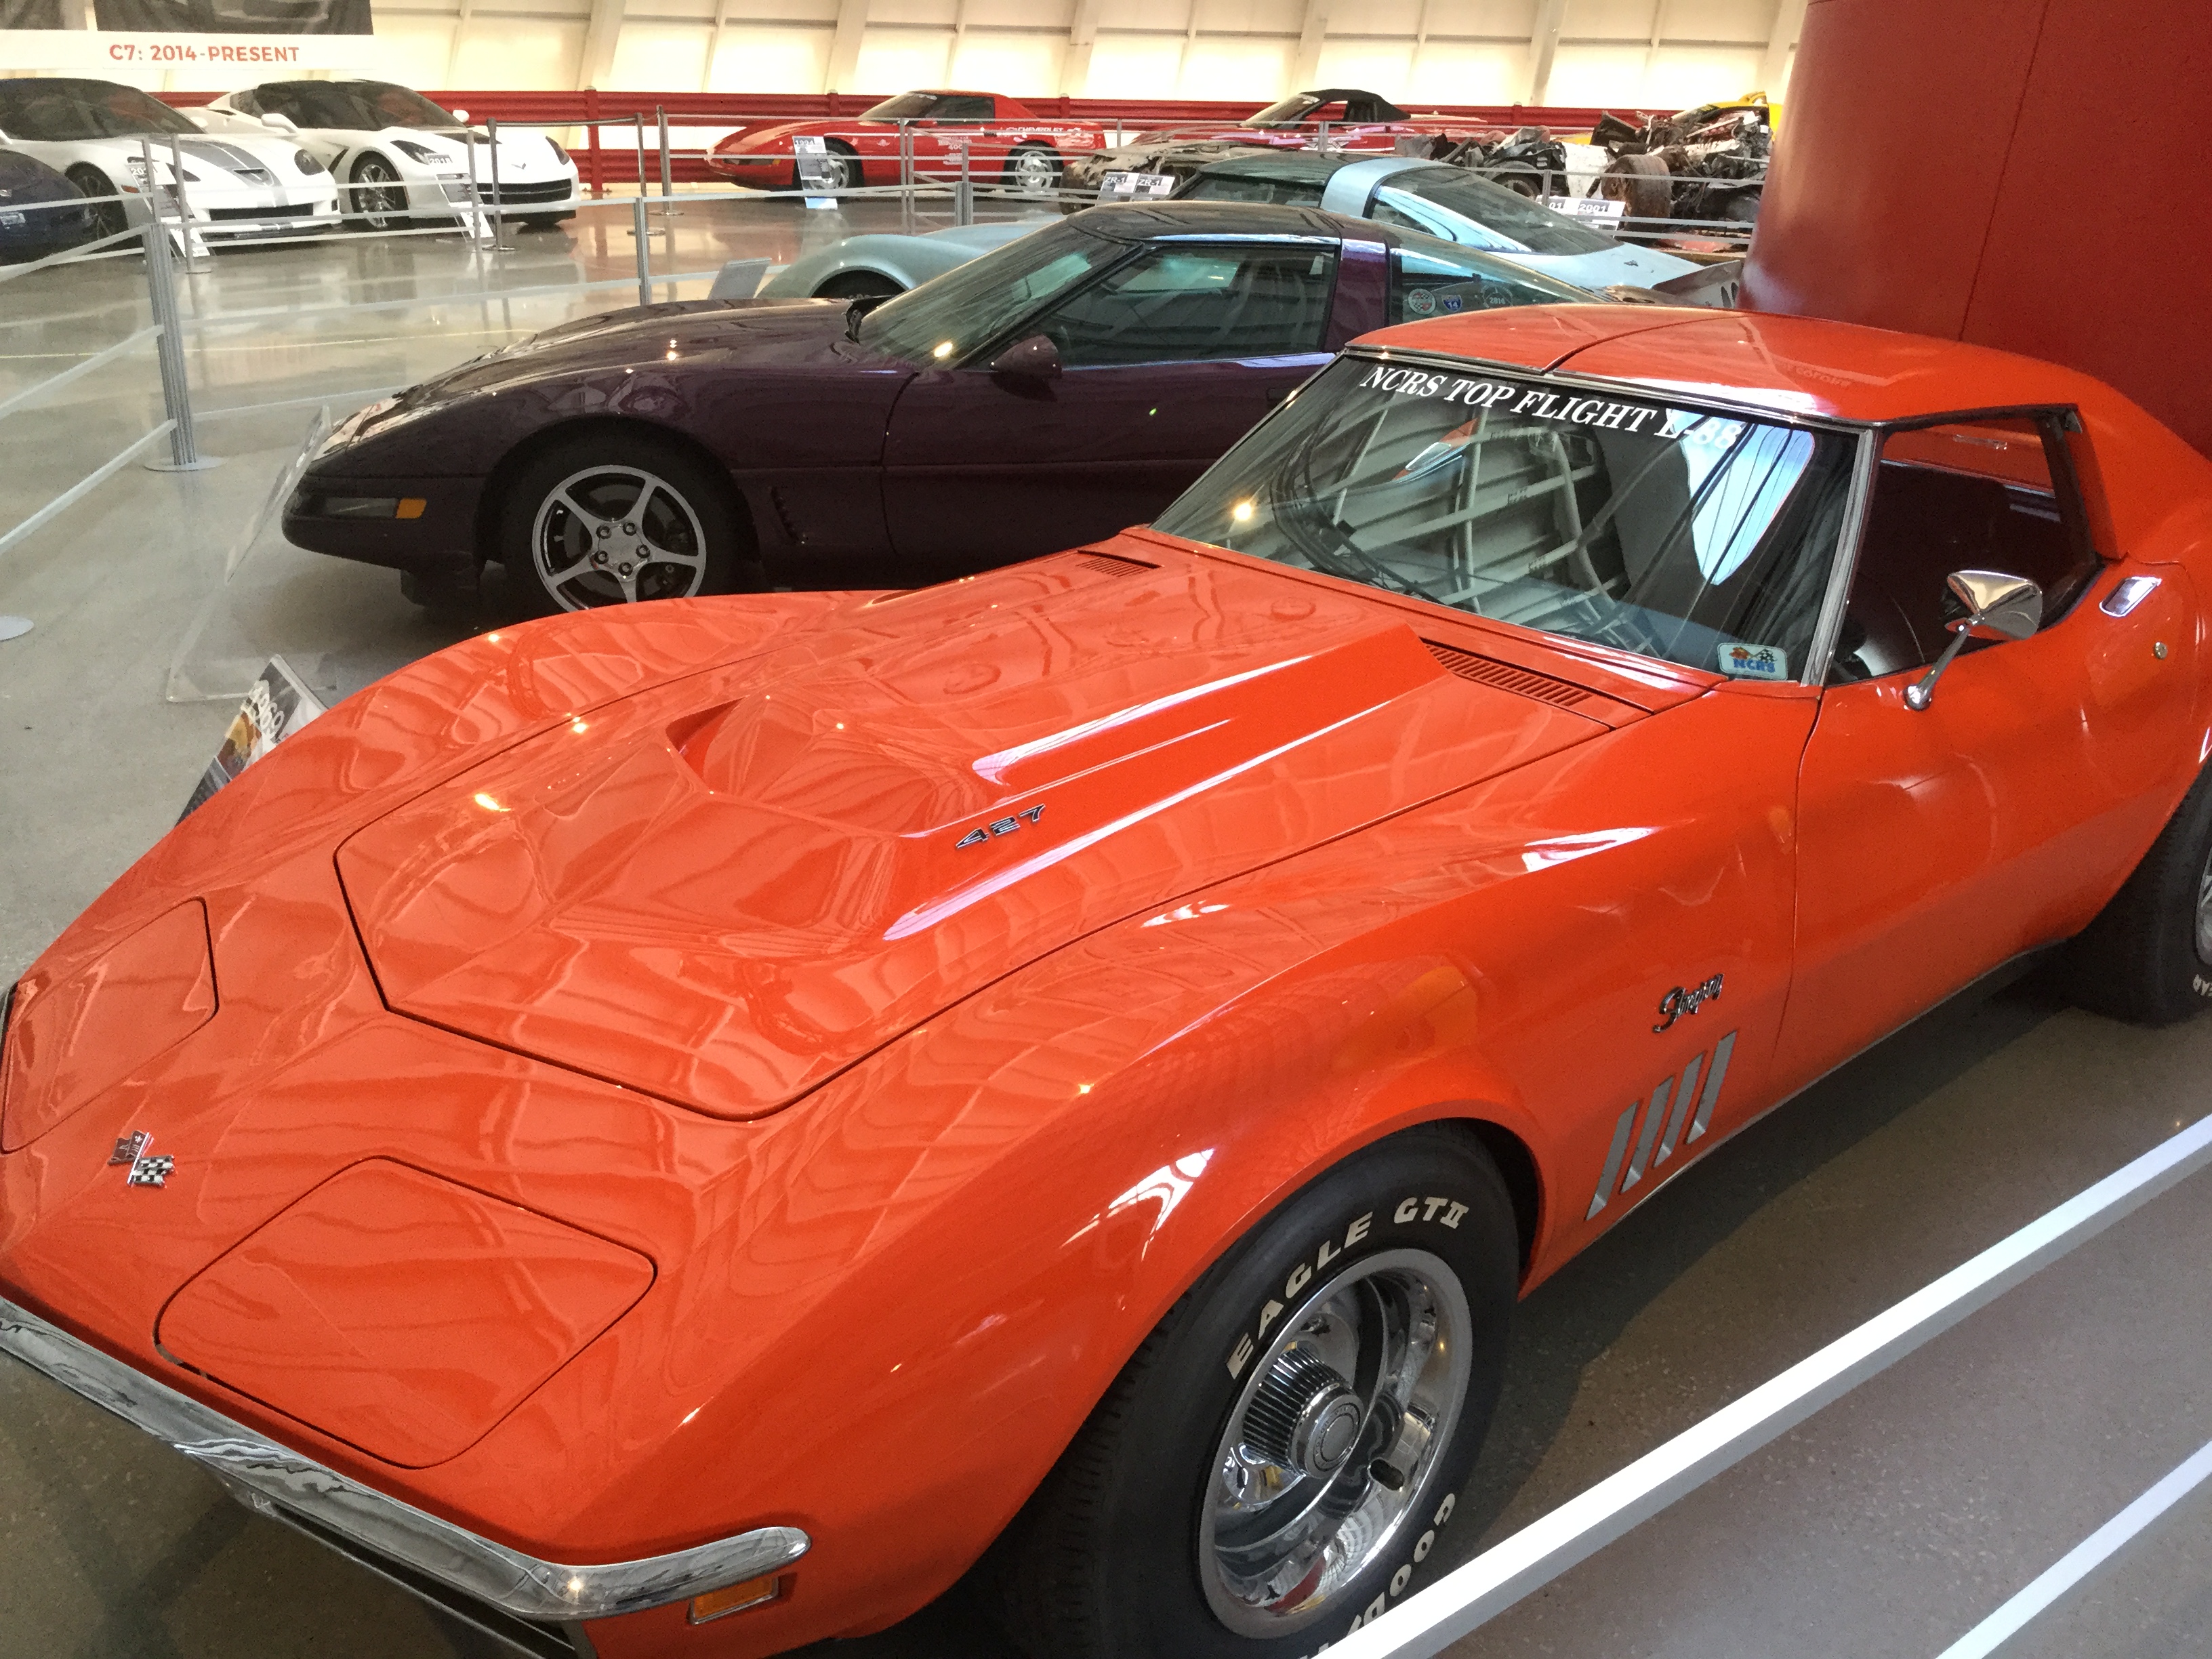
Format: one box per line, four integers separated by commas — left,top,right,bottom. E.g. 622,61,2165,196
2062,762,2212,1026
989,1126,1516,1658
499,432,754,614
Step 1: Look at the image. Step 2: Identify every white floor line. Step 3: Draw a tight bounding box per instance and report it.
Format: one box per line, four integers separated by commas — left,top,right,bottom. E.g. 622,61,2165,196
1324,1108,2212,1659
1931,1434,2212,1659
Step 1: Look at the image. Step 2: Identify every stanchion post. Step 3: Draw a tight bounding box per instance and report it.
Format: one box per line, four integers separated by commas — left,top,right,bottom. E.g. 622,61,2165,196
165,132,200,265
634,112,646,196
657,106,672,199
898,120,914,235
954,138,972,225
138,138,211,472
633,194,651,308
487,115,510,250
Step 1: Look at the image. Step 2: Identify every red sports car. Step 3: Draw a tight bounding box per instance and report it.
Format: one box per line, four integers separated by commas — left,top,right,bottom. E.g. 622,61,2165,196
1069,87,1481,189
707,89,1106,192
5,306,2211,1659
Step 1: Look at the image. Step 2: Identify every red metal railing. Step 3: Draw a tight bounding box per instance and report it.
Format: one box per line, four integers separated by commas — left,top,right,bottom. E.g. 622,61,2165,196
156,89,1633,194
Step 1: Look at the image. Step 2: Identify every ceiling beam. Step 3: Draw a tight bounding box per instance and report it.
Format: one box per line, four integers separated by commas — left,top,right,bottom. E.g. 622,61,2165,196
575,0,626,91
825,0,869,94
1291,0,1330,88
1061,0,1102,96
1759,0,1809,94
1527,0,1568,105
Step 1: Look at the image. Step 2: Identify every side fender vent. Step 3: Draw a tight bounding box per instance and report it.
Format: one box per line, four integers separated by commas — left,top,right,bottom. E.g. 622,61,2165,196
1071,552,1156,579
1422,640,1592,708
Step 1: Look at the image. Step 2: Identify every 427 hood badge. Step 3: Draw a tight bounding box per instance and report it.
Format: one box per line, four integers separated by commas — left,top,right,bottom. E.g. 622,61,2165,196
956,804,1044,849
1654,974,1723,1033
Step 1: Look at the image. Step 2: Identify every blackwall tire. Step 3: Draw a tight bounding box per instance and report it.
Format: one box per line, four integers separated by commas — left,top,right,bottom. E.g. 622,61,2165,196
1004,144,1062,193
990,1125,1517,1659
813,270,903,300
2062,765,2212,1026
821,142,861,192
67,167,127,242
1600,152,1671,228
348,154,409,232
498,431,754,615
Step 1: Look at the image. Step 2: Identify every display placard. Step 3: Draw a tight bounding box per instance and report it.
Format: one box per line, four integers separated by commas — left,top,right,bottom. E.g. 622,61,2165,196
1545,193,1627,226
791,134,838,210
1097,171,1177,201
178,655,326,821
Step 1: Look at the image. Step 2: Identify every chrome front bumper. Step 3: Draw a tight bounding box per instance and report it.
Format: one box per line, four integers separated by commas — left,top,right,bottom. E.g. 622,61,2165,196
0,1296,808,1624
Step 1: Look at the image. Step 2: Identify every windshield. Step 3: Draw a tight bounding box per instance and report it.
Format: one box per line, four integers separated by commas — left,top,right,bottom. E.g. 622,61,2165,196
860,93,941,121
857,220,1126,365
274,82,457,130
1246,94,1332,127
1377,167,1614,256
0,79,198,140
1153,356,1856,679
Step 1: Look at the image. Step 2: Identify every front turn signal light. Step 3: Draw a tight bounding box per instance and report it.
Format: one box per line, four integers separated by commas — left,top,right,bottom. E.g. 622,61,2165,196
687,1573,787,1624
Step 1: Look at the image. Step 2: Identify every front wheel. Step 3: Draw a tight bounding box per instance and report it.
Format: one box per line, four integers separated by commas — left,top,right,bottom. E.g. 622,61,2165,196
1004,144,1062,193
991,1126,1517,1659
66,166,127,242
348,154,409,232
2062,764,2212,1025
498,432,754,613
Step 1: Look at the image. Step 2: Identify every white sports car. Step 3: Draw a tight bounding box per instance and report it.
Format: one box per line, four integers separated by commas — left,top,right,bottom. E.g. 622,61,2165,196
0,77,337,245
201,80,581,232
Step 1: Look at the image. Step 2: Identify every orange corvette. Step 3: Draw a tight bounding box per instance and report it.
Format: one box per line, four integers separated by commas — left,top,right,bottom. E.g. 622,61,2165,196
5,306,2211,1659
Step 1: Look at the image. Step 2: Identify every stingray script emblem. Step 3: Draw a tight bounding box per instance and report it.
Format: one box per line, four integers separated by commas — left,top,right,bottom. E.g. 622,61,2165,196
108,1132,174,1189
1653,974,1723,1033
956,804,1044,848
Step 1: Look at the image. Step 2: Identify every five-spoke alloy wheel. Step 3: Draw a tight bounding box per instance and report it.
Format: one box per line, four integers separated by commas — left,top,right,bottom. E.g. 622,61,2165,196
529,462,709,609
499,432,753,613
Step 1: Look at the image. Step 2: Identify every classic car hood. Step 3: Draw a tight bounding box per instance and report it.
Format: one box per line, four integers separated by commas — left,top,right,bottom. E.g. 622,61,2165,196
396,298,861,404
336,552,1626,1120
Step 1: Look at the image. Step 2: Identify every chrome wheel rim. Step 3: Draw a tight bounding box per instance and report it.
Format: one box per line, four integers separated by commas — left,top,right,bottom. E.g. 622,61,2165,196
2196,848,2212,964
530,464,708,609
1011,148,1057,191
821,152,856,191
354,159,405,228
1197,1247,1471,1637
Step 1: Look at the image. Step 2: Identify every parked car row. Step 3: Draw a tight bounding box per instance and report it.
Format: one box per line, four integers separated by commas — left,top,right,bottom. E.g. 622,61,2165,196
0,75,578,260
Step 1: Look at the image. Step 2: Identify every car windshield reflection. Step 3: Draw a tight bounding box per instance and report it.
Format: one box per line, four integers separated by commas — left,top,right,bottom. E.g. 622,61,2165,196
855,220,1124,365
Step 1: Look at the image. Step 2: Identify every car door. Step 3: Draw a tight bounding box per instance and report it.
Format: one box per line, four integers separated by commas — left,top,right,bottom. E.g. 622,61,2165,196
1771,412,2196,1094
880,235,1378,577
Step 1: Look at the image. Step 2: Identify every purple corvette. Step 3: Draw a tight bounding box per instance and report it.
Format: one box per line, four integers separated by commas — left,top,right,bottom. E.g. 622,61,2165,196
283,201,1595,613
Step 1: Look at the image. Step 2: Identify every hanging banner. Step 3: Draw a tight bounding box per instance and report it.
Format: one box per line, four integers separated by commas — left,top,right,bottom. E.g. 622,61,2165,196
2,0,373,69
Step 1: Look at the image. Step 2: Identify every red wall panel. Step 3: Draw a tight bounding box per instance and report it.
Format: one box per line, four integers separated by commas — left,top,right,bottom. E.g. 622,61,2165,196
1746,0,2212,457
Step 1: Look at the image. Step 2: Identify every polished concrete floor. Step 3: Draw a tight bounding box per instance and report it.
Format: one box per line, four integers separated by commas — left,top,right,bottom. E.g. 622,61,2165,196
1,202,2209,1659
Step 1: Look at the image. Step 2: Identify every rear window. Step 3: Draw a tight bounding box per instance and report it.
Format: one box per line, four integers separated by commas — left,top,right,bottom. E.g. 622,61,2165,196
1179,173,1326,207
1155,354,1856,680
1388,233,1591,323
1379,167,1614,257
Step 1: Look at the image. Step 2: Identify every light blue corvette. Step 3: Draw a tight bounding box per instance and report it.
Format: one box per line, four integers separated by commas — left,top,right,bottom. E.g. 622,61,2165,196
723,218,1048,302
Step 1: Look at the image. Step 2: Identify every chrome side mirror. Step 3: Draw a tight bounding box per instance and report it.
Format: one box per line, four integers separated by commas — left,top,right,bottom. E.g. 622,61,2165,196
1904,569,2044,710
989,333,1063,382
